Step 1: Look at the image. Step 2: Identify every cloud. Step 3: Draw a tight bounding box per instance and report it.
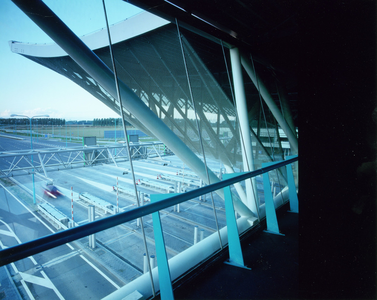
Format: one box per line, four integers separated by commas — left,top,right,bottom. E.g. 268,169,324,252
0,109,11,117
14,108,63,119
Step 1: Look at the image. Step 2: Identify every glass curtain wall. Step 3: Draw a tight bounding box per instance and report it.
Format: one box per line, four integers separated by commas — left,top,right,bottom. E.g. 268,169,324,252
0,1,153,299
0,0,297,299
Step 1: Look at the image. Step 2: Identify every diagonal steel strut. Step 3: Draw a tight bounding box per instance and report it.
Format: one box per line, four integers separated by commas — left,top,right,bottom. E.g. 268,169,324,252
11,0,254,218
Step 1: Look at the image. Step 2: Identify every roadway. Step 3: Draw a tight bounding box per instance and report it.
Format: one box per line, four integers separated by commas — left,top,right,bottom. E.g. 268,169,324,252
0,134,233,299
0,185,121,300
0,133,287,299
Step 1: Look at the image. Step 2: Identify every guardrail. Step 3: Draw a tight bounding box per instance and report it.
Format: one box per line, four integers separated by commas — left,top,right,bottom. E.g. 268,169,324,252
158,174,200,187
38,202,69,229
0,156,298,266
138,178,175,193
79,192,114,214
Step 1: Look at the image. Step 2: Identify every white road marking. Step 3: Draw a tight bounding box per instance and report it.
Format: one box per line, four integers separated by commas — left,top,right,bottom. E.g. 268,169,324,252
0,229,16,237
39,250,82,269
0,220,38,265
123,204,136,209
71,176,114,192
1,186,120,296
98,170,176,191
132,164,177,175
87,172,134,185
0,219,65,298
103,231,134,246
133,171,160,180
41,270,65,299
19,272,55,289
79,255,120,289
0,183,74,251
20,279,35,300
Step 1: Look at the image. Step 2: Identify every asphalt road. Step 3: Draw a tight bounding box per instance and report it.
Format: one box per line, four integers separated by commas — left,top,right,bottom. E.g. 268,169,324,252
0,185,121,300
0,134,237,300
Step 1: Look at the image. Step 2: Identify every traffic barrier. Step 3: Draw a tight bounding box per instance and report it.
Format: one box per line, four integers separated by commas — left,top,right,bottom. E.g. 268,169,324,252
38,202,69,230
79,192,114,214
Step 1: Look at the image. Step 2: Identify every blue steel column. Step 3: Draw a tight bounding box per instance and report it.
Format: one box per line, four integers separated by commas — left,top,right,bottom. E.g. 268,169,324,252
11,0,254,219
223,173,251,270
150,193,176,300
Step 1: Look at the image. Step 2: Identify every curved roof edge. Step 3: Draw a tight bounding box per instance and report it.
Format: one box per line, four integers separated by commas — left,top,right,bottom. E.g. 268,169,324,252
9,11,170,58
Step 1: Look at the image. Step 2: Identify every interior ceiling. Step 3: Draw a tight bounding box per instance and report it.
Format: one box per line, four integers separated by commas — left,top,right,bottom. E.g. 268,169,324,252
126,0,298,75
126,0,298,124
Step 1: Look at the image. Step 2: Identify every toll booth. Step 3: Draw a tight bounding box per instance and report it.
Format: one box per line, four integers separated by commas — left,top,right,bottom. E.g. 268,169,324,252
128,134,139,143
83,136,108,164
83,136,96,146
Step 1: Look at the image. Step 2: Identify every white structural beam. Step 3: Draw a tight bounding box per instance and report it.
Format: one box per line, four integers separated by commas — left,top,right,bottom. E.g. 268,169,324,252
240,53,298,154
276,81,297,138
11,0,254,218
9,11,169,58
230,47,257,214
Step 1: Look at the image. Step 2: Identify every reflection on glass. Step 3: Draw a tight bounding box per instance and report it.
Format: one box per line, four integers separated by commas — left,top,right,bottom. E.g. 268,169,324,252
0,0,297,299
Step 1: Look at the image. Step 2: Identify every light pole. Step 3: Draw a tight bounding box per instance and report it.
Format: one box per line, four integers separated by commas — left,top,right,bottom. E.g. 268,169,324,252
10,114,49,204
114,118,117,155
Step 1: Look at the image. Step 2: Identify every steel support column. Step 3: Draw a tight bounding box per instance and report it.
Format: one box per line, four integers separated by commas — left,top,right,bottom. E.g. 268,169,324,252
107,148,118,167
276,81,297,138
37,153,48,178
230,47,257,214
240,53,298,154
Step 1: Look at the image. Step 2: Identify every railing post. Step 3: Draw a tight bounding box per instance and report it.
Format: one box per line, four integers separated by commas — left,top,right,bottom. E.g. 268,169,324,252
200,229,204,241
143,253,148,273
88,205,96,249
141,192,145,206
286,155,299,213
149,255,155,270
199,179,203,201
222,173,251,270
262,162,285,236
150,193,178,300
69,186,75,228
116,177,119,213
194,226,198,244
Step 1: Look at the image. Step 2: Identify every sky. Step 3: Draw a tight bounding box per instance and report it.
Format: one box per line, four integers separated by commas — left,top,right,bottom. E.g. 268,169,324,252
0,0,143,121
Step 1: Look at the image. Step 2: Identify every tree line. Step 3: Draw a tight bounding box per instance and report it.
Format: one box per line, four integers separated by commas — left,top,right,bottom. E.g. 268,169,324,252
92,118,131,127
0,118,65,126
1,117,131,127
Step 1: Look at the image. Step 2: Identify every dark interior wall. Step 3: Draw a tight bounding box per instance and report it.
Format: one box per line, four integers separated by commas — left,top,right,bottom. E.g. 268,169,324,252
298,2,376,299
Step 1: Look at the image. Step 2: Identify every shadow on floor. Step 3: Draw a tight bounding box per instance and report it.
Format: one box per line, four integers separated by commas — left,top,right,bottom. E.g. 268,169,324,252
172,205,298,300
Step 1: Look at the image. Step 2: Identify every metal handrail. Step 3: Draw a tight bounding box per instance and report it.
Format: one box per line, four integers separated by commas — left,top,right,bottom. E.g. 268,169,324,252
0,156,297,266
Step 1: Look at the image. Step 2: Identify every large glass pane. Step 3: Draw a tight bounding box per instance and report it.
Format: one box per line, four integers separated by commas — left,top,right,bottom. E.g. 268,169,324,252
0,0,297,299
0,1,152,299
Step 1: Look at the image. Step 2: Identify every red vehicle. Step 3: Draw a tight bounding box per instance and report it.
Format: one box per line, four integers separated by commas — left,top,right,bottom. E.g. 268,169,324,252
43,183,63,198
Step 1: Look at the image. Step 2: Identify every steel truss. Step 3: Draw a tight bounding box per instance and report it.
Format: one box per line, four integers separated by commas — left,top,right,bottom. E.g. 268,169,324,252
0,142,171,178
